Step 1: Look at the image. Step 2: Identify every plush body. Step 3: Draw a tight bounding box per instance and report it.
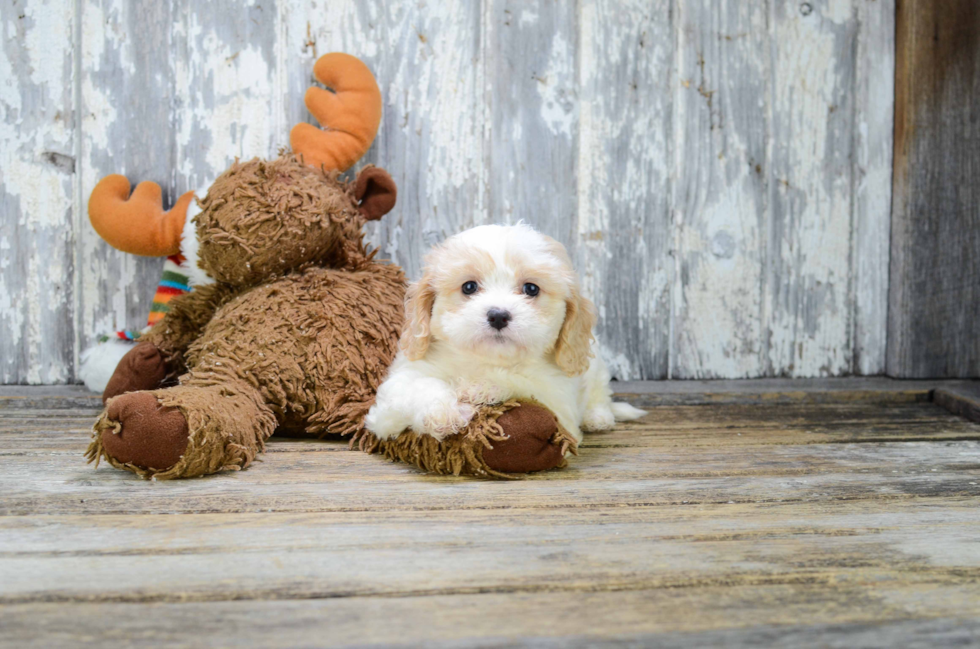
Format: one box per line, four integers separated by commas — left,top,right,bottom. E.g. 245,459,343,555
87,156,407,478
85,53,582,480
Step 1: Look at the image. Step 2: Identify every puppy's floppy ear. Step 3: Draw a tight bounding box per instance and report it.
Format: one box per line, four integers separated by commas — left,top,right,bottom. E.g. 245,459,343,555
554,286,596,376
400,268,436,360
354,166,397,221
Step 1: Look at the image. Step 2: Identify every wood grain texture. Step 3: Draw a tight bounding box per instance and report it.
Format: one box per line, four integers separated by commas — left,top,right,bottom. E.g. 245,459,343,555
934,383,980,424
767,0,859,377
3,400,980,516
6,402,980,453
2,1,903,382
76,0,175,368
671,0,769,378
3,589,980,648
4,499,980,603
486,1,578,245
281,0,486,276
578,0,672,380
852,0,895,375
888,0,980,378
2,383,980,646
171,0,279,189
0,0,76,384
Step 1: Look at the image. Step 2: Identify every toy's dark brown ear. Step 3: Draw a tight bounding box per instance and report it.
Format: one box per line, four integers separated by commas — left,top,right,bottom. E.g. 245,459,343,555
354,166,397,221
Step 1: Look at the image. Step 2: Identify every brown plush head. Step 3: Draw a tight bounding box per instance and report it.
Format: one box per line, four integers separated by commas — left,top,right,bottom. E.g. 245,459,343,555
87,52,393,270
193,155,396,285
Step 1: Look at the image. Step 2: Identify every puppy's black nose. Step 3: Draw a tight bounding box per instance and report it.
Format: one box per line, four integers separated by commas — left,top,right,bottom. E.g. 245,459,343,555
487,308,511,331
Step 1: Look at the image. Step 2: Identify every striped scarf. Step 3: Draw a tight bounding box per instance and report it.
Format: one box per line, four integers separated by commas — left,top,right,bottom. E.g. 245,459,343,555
98,255,192,343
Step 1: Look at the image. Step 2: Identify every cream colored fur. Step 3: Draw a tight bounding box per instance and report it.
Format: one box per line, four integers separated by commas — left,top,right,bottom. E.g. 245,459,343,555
366,223,645,443
179,187,216,287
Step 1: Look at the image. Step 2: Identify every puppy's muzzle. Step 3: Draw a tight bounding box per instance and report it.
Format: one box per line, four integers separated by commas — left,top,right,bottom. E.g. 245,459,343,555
487,308,511,331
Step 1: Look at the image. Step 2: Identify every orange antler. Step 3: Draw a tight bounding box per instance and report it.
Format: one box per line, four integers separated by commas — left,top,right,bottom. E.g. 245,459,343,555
290,53,382,172
88,175,195,257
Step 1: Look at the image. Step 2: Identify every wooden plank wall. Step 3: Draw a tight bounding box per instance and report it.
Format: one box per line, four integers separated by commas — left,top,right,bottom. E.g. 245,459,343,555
0,0,896,383
888,0,980,378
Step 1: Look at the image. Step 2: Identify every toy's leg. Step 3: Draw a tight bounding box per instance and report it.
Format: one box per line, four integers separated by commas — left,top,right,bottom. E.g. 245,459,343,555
87,378,277,480
102,342,170,404
358,401,576,478
100,283,236,404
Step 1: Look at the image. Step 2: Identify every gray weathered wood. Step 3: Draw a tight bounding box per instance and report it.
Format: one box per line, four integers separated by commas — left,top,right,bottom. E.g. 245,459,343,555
0,0,76,384
171,0,280,189
577,0,672,380
4,407,980,516
4,498,980,603
3,382,980,646
671,0,769,378
2,1,908,383
282,0,486,276
6,401,979,453
76,0,175,371
767,0,858,377
485,0,579,248
613,376,955,405
852,0,895,375
933,382,980,424
3,590,980,648
888,0,980,378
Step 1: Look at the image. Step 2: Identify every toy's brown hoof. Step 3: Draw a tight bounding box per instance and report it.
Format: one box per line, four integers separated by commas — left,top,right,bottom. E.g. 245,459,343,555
483,404,565,473
101,392,189,471
103,342,169,404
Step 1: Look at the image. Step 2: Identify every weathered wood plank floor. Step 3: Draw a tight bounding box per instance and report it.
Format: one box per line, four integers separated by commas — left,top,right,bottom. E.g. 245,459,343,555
2,381,980,648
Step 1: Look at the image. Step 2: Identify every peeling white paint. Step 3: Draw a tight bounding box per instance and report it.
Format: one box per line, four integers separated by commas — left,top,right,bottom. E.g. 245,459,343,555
851,0,894,375
519,10,538,27
173,9,277,187
1,0,896,382
576,0,673,379
767,0,856,376
0,0,75,383
536,32,576,139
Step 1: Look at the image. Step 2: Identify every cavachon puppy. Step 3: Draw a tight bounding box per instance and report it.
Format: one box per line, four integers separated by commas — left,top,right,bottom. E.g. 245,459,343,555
366,223,646,445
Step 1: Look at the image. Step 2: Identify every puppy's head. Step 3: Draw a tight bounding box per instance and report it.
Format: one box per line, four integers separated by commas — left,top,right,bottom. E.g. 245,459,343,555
401,224,595,375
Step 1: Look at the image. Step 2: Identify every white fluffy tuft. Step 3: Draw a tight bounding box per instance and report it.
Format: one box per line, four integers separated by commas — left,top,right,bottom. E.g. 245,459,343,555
79,339,135,393
611,402,647,421
179,188,215,287
367,223,643,446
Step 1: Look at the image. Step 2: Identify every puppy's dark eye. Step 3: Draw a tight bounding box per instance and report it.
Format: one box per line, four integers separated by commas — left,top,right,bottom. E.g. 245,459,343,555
462,281,479,295
523,283,540,297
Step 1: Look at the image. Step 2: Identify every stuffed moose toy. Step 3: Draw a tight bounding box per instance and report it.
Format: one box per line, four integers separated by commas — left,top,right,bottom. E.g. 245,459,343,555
85,53,576,480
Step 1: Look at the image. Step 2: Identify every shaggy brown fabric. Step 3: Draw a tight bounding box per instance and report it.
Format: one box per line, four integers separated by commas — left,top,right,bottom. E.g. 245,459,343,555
102,342,170,404
194,155,373,286
88,152,406,480
87,260,406,479
87,151,574,481
354,401,579,479
139,283,238,380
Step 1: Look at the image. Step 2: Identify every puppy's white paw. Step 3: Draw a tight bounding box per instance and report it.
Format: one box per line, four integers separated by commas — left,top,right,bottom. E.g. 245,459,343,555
454,381,509,406
418,400,476,440
365,405,407,440
582,406,616,432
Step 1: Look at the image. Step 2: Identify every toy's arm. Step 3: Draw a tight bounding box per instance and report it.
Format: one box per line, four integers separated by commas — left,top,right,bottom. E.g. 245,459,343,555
140,282,236,378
